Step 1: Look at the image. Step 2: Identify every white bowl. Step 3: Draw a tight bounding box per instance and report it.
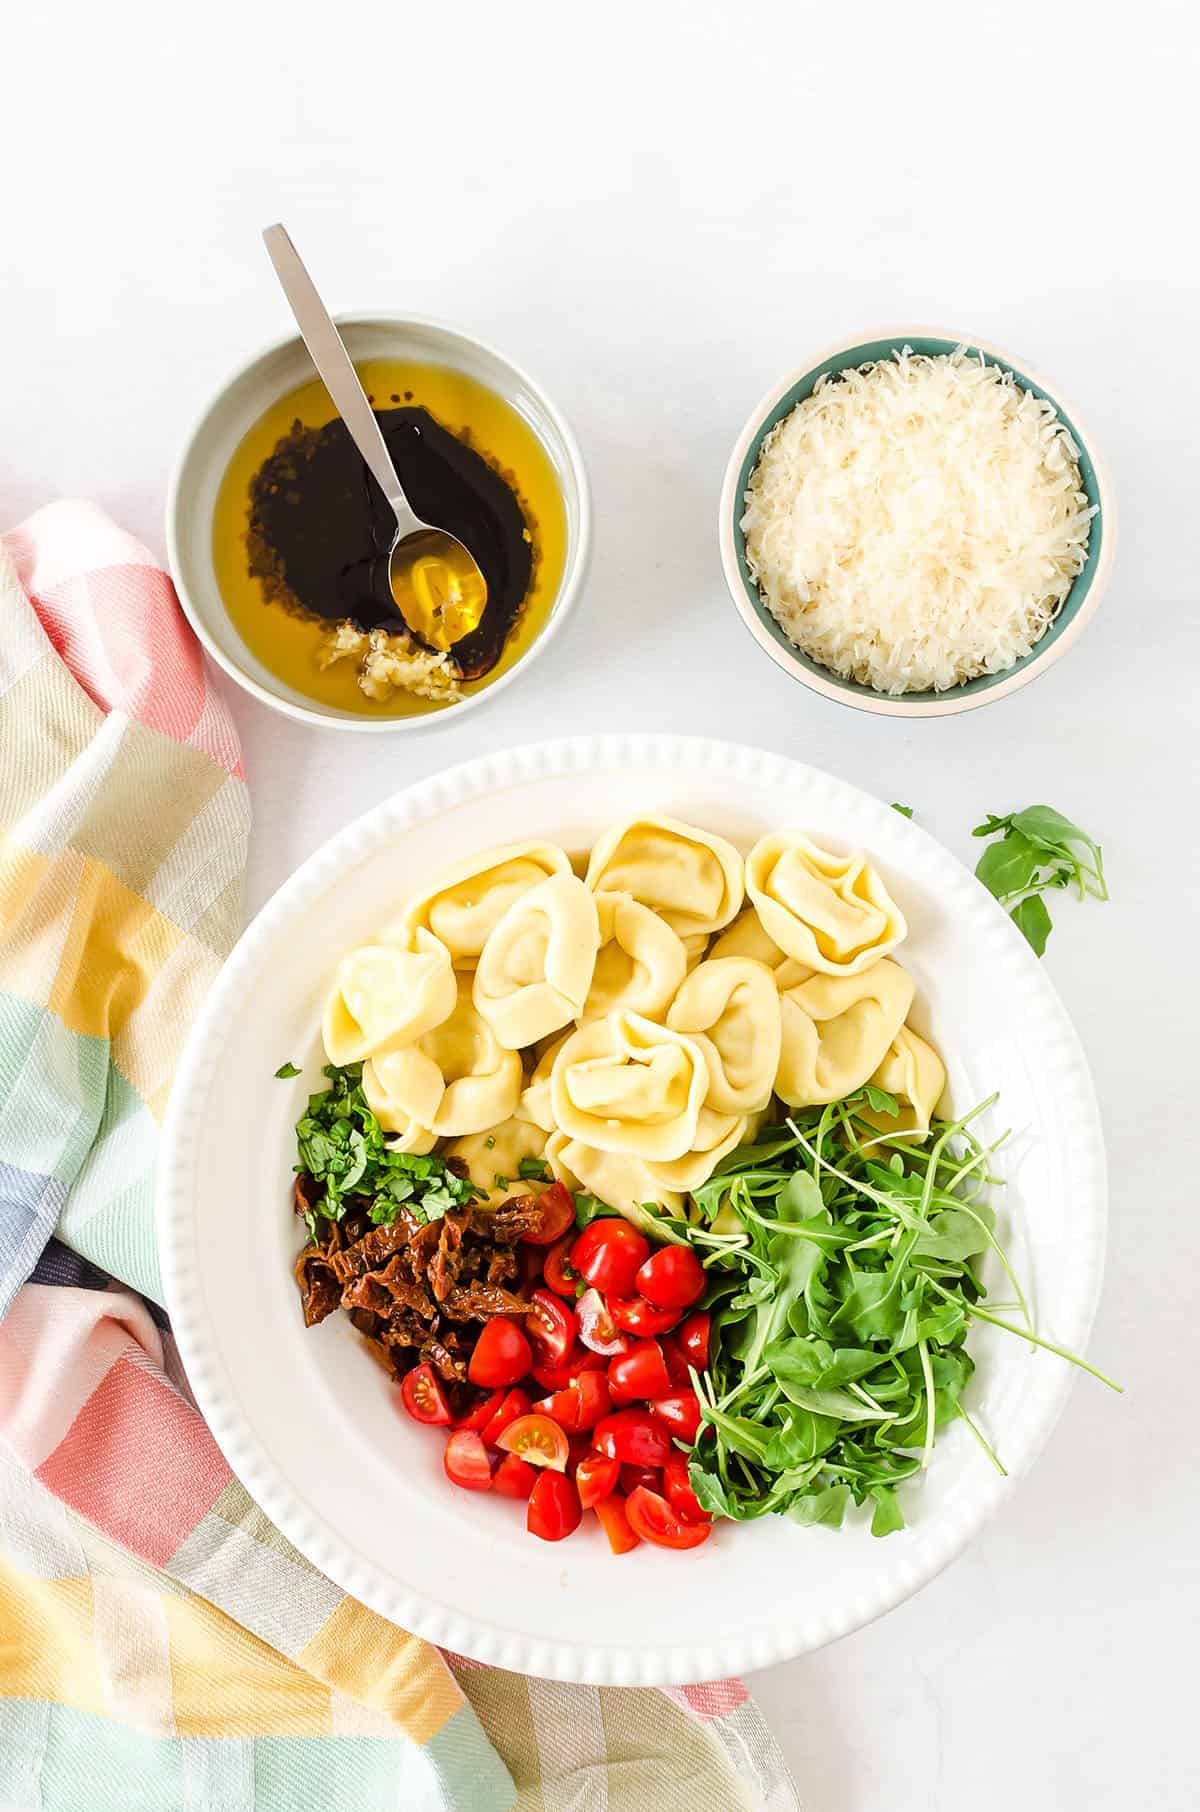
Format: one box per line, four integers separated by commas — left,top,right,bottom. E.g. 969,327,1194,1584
719,326,1116,719
157,735,1107,1683
166,314,591,732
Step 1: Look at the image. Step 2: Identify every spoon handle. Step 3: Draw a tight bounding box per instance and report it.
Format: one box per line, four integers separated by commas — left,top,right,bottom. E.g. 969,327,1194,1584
262,224,418,534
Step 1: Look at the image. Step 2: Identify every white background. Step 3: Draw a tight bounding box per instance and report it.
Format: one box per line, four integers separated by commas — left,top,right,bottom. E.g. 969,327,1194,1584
3,2,1198,1807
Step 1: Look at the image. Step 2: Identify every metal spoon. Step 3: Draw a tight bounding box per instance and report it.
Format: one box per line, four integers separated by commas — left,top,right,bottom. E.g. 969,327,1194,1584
262,224,487,653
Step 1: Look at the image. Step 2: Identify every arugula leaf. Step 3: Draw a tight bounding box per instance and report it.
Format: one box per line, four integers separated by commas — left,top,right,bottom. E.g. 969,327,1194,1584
972,802,1107,955
975,832,1040,900
1010,893,1053,956
274,1061,301,1079
574,1193,621,1229
891,803,914,819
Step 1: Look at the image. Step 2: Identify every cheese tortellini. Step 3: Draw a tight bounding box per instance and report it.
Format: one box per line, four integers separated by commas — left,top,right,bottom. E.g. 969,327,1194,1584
862,1026,947,1136
667,957,781,1115
369,978,522,1138
473,873,600,1050
322,928,455,1065
444,1116,549,1203
746,833,906,976
586,816,744,937
775,960,916,1108
550,1010,709,1161
708,908,790,973
580,891,688,1022
646,1106,751,1193
546,1131,685,1224
397,841,571,970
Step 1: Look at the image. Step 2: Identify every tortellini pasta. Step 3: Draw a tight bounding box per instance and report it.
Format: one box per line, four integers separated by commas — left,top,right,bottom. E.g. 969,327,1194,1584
746,833,906,975
579,891,688,1022
666,957,781,1115
546,1132,684,1225
444,1116,549,1204
681,932,710,974
708,908,790,973
646,1106,750,1193
514,1032,569,1132
862,1026,947,1136
473,874,600,1049
397,841,571,970
322,928,455,1065
586,816,744,937
362,1047,441,1151
550,1010,709,1161
380,978,522,1137
775,960,915,1108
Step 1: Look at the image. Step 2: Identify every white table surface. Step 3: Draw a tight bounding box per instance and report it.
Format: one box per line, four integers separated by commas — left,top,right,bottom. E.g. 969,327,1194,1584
4,2,1198,1806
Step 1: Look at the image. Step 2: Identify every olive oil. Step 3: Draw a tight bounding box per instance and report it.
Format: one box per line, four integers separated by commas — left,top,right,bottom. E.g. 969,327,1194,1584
211,359,567,717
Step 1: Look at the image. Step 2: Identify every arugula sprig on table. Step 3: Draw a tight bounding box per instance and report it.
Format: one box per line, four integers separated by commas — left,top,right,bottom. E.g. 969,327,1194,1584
683,1092,1118,1536
282,1061,481,1236
972,805,1108,956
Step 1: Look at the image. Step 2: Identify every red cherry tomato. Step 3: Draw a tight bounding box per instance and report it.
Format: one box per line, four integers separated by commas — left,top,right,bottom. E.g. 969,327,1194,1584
575,1450,620,1508
492,1453,537,1499
663,1449,711,1524
651,1389,703,1443
520,1180,577,1246
443,1429,494,1491
566,1433,594,1473
574,1370,612,1430
677,1310,711,1371
454,1387,506,1432
571,1219,650,1295
659,1332,692,1388
625,1485,712,1549
481,1387,533,1447
593,1407,673,1468
468,1317,532,1389
593,1492,641,1554
400,1363,453,1425
609,1293,680,1337
620,1463,662,1495
530,1344,606,1393
526,1288,577,1367
635,1246,706,1310
496,1413,569,1471
607,1338,672,1406
534,1386,581,1432
527,1469,582,1542
577,1288,633,1355
542,1235,580,1298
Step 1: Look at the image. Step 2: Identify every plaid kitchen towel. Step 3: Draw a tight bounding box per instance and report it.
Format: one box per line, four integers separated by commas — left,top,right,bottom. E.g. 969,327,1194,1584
0,503,801,1811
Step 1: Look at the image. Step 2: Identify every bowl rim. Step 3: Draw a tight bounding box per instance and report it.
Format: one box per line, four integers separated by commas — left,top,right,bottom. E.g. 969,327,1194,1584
718,323,1118,719
165,309,593,734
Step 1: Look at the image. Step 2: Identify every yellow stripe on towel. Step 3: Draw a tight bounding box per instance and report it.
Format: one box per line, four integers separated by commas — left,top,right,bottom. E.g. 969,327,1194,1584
296,1598,464,1746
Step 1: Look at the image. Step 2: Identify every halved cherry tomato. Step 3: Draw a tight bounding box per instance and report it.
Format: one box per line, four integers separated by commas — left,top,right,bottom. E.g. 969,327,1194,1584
608,1293,680,1337
454,1387,506,1432
400,1363,453,1425
496,1413,569,1471
620,1463,661,1495
566,1433,594,1473
492,1453,537,1499
625,1484,712,1548
593,1407,672,1468
577,1288,633,1355
531,1344,606,1393
677,1310,711,1371
659,1332,692,1389
651,1388,702,1443
534,1386,582,1432
635,1246,705,1310
608,1338,672,1406
594,1491,641,1553
663,1449,711,1524
537,1370,612,1434
542,1235,580,1298
527,1468,582,1541
520,1180,576,1246
481,1387,533,1446
468,1317,532,1388
526,1288,576,1367
571,1219,650,1295
444,1429,494,1491
576,1450,620,1508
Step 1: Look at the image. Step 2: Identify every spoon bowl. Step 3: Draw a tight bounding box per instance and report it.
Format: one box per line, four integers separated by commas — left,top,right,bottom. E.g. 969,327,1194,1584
389,526,488,651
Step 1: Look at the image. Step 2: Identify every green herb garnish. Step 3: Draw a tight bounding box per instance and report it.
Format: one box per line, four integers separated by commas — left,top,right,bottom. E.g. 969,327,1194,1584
972,805,1107,956
293,1062,481,1234
684,1092,1118,1535
518,1156,551,1183
274,1060,302,1079
891,803,914,819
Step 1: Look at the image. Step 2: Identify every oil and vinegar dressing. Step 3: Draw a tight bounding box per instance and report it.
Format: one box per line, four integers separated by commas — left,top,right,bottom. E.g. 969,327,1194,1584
211,359,567,716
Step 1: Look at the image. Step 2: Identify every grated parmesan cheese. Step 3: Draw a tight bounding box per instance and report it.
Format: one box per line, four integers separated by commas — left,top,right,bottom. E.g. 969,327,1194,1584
741,348,1096,695
318,621,464,704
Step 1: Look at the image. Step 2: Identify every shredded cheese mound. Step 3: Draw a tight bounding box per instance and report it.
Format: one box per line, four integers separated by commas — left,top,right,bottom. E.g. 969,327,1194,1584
318,622,464,704
741,348,1096,696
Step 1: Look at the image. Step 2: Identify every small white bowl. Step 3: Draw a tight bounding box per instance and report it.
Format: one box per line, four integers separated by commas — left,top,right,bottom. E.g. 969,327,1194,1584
719,326,1116,718
166,314,591,732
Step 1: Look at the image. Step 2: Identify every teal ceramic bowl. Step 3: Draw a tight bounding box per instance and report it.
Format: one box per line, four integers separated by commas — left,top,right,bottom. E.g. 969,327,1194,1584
718,327,1115,718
